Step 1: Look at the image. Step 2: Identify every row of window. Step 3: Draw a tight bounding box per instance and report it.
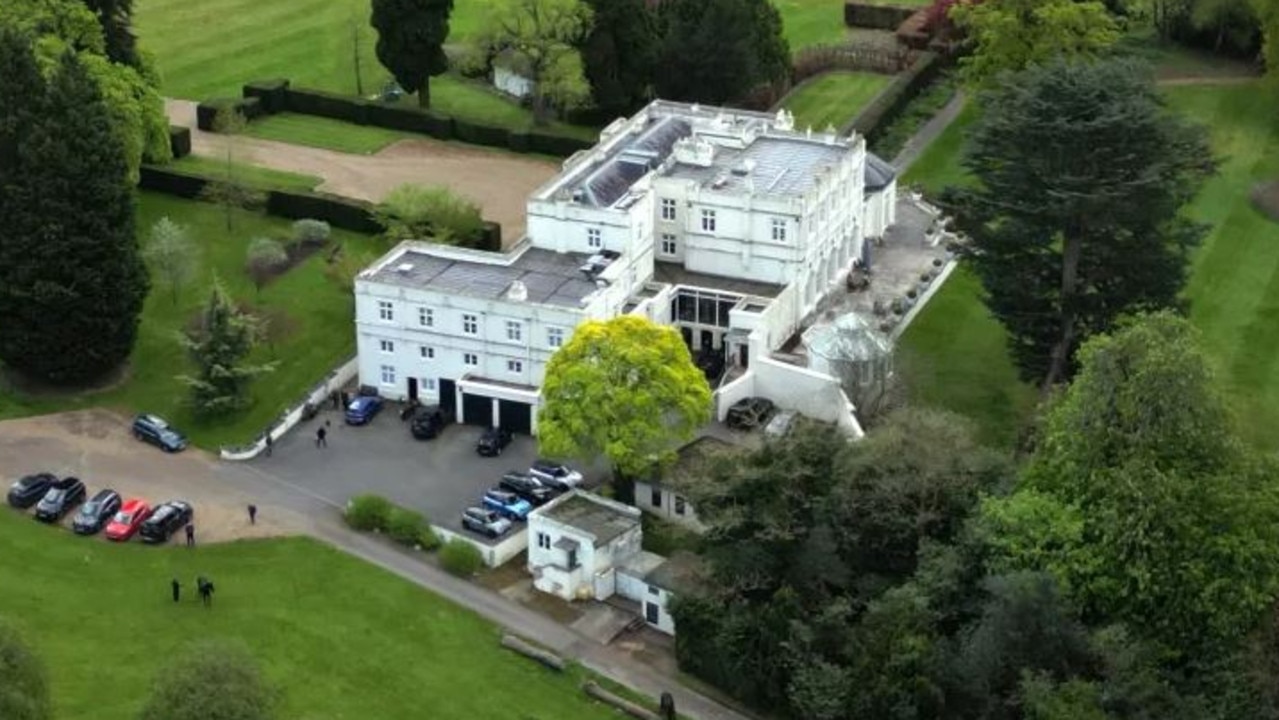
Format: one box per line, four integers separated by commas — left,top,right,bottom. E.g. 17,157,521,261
659,198,789,242
378,341,527,375
377,356,526,388
375,302,566,348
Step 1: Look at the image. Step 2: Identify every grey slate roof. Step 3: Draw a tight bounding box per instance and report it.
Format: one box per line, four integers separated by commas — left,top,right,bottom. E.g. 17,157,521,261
665,136,850,196
645,551,709,595
575,116,693,208
864,152,897,192
366,247,601,308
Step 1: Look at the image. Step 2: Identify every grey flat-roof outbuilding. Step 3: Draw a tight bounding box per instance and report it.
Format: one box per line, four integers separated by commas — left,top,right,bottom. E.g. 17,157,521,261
542,493,639,547
365,247,601,308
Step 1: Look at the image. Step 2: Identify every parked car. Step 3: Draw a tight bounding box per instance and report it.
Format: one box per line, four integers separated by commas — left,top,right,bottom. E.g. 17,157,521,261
104,499,152,541
410,405,454,440
527,459,583,491
482,489,533,521
7,472,57,509
499,472,557,506
461,506,511,539
132,414,188,452
345,396,384,425
139,501,194,544
33,476,87,523
476,426,513,457
725,397,776,431
72,489,123,535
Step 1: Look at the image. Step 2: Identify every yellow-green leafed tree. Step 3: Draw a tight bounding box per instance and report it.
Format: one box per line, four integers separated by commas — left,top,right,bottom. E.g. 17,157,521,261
950,0,1120,88
538,315,712,478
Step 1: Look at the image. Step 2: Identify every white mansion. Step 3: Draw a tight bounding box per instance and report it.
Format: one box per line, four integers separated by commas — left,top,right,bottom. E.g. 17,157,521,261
354,100,898,436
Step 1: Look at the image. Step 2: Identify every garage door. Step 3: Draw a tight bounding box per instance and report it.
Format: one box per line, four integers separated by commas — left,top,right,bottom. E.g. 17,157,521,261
461,392,493,427
439,379,457,415
498,399,532,435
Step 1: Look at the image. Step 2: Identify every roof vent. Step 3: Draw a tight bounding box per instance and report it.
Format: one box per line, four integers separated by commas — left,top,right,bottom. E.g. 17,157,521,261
711,174,729,189
395,262,414,274
506,280,528,302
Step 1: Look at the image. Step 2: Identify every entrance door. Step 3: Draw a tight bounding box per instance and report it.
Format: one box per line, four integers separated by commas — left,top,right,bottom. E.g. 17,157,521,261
406,377,418,402
645,601,660,625
498,399,532,435
738,343,749,368
700,329,714,351
461,393,494,427
438,379,457,415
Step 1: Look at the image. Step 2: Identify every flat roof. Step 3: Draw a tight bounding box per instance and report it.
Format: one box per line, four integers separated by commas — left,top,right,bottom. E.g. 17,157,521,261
653,261,785,299
664,136,850,197
645,550,709,595
660,435,738,488
541,493,639,546
365,247,602,308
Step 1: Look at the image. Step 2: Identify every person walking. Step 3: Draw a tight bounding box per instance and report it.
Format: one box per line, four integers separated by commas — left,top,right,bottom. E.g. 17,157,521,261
316,425,328,448
263,432,273,457
247,504,258,525
197,577,213,608
185,523,195,548
171,578,181,603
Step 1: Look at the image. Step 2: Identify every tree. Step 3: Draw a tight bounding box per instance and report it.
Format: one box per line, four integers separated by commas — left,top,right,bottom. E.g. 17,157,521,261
177,281,275,416
579,0,659,114
0,50,148,384
950,0,1121,87
375,184,484,245
199,108,265,234
944,58,1214,390
1257,0,1279,73
654,0,790,105
139,640,276,720
144,217,200,306
0,26,44,224
370,0,453,108
0,618,50,720
478,0,594,123
538,315,712,478
245,238,287,293
82,0,139,68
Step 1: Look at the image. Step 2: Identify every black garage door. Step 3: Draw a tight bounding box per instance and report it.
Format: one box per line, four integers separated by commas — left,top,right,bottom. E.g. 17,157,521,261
499,399,532,435
439,379,457,415
461,392,493,427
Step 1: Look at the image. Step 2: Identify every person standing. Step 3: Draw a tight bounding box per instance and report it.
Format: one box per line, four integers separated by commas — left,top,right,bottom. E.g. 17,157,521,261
185,523,195,548
247,504,258,525
316,425,328,448
171,578,181,603
263,432,273,457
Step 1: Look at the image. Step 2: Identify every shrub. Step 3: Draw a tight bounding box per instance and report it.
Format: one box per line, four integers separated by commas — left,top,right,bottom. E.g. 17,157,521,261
418,524,442,551
246,237,288,291
439,539,484,577
346,493,393,531
386,506,427,545
291,218,331,249
376,184,485,244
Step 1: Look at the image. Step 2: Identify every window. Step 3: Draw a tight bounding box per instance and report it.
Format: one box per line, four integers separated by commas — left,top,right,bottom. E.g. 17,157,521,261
675,495,686,516
587,227,602,249
648,585,660,596
377,300,393,321
660,233,677,256
507,359,523,374
700,209,716,232
379,339,394,354
379,365,395,385
419,346,434,360
651,487,661,507
660,198,676,221
418,307,433,327
567,548,579,569
505,320,522,342
547,327,564,348
423,378,436,391
462,314,478,335
771,218,787,242
537,532,552,550
463,353,478,367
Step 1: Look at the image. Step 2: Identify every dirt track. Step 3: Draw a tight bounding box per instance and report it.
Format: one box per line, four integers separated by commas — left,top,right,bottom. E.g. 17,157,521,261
166,100,559,245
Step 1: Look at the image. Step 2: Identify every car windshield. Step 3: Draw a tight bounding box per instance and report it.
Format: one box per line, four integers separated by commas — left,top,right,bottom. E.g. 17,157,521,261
44,490,64,503
79,502,98,516
113,511,132,524
160,430,183,442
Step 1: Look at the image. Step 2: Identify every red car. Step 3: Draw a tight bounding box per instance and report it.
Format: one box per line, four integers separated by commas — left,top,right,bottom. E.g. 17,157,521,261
104,499,152,542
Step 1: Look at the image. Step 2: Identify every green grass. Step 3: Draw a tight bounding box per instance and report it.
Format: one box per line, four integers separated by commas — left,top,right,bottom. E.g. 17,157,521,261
0,511,622,720
774,0,853,49
0,193,384,449
244,113,417,154
171,155,322,191
900,99,976,194
782,70,893,131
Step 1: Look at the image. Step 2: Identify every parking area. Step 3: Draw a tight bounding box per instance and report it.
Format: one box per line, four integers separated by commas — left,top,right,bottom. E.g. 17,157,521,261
250,403,569,544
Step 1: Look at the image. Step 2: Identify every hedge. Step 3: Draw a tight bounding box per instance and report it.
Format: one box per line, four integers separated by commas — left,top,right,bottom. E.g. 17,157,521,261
846,51,946,143
364,102,455,140
284,87,372,125
265,189,384,235
346,494,394,532
844,2,916,29
139,165,208,199
168,125,192,159
243,78,291,114
452,117,513,149
197,96,265,130
439,539,484,577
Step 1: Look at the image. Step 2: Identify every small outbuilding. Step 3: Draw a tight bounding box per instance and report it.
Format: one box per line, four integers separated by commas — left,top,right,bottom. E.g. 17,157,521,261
527,491,643,602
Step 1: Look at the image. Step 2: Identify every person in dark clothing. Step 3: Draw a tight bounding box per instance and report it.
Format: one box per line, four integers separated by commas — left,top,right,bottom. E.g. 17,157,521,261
197,577,215,608
185,524,195,548
316,426,328,448
171,578,181,603
331,390,340,410
263,432,273,457
247,504,258,525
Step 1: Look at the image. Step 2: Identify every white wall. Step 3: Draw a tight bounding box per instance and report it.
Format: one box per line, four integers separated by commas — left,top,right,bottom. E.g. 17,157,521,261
747,352,864,438
616,569,678,635
634,481,703,530
434,526,528,568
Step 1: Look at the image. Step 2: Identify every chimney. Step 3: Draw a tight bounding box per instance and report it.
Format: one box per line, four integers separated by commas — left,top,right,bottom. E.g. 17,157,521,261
506,280,528,302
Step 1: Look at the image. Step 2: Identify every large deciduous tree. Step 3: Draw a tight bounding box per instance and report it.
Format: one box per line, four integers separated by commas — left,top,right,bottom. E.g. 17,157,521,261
0,50,149,384
177,281,275,416
654,0,790,105
139,641,276,720
538,315,711,478
370,0,453,108
950,0,1121,87
945,58,1214,390
479,0,594,123
0,618,50,720
579,0,659,115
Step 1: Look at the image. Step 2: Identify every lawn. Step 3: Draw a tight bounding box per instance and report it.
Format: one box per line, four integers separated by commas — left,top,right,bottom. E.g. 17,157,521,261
0,193,384,450
171,155,323,191
783,70,893,131
0,511,621,720
244,112,417,154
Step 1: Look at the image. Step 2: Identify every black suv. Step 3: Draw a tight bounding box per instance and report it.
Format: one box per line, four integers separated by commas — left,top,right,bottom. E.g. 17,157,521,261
476,426,513,457
7,473,57,509
726,397,776,431
132,414,188,452
34,477,87,523
72,489,123,535
139,500,194,544
499,472,557,506
410,405,455,440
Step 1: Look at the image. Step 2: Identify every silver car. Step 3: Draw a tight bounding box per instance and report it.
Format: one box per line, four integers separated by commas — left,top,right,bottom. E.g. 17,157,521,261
527,460,583,491
461,507,511,538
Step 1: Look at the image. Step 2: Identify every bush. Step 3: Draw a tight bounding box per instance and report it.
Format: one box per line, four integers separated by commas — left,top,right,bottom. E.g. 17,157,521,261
376,184,485,244
346,494,393,531
168,125,192,159
242,78,290,114
451,118,512,149
386,507,427,546
849,51,945,141
418,524,442,551
291,218,331,248
139,165,209,199
285,87,370,124
439,539,484,577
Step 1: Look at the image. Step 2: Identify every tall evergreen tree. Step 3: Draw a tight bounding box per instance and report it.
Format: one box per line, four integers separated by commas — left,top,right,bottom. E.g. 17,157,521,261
579,0,659,115
0,50,148,384
944,58,1214,390
0,28,44,222
177,281,275,417
654,0,790,105
370,0,453,108
81,0,139,68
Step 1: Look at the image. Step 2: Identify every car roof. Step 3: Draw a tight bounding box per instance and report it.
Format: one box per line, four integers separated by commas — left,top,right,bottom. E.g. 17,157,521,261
120,498,147,511
53,476,81,489
90,489,119,502
138,413,167,426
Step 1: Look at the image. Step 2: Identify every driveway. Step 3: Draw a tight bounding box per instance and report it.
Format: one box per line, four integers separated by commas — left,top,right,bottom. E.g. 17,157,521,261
248,404,546,542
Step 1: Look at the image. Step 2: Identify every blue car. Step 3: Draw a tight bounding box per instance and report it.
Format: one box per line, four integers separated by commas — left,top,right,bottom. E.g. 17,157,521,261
344,396,384,425
482,489,533,521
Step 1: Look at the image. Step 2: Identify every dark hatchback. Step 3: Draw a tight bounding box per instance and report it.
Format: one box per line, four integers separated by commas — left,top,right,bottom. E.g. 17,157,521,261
139,500,194,544
476,426,513,457
72,489,123,535
410,405,454,440
499,472,557,506
34,477,87,523
7,473,57,509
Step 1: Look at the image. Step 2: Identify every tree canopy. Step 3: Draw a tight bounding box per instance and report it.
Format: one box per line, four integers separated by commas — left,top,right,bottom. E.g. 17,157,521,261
139,641,277,720
578,0,659,115
478,0,594,122
537,315,711,478
951,0,1121,87
371,0,453,108
945,57,1214,389
654,0,790,105
0,618,50,720
81,0,139,68
177,281,275,416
